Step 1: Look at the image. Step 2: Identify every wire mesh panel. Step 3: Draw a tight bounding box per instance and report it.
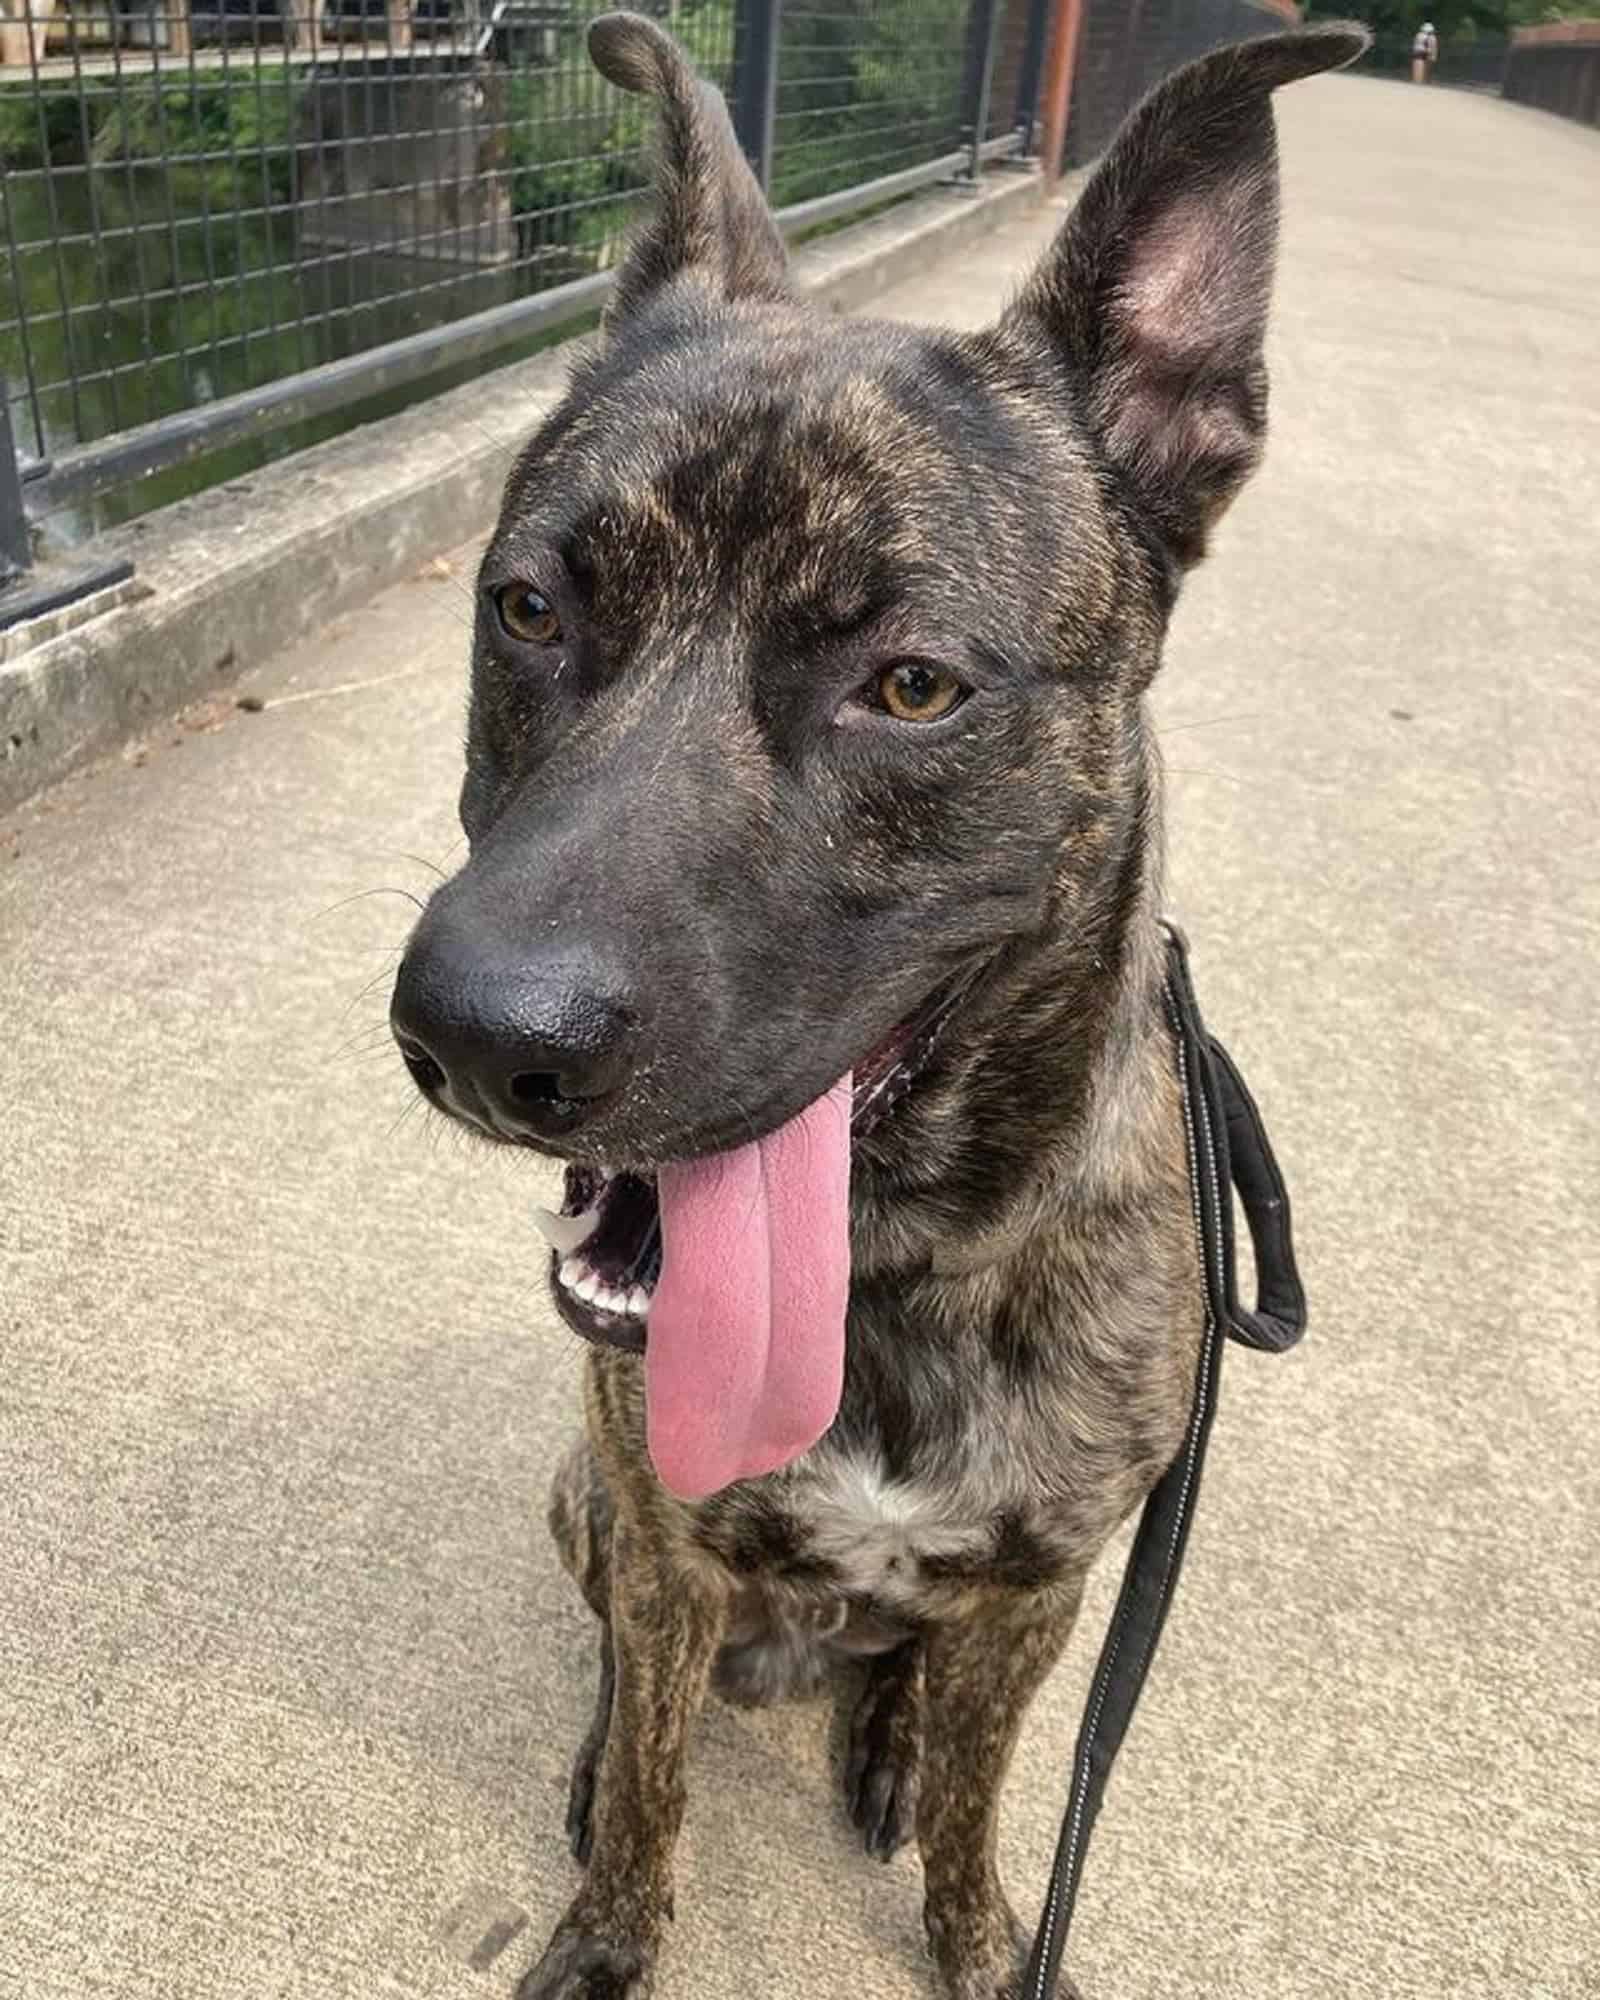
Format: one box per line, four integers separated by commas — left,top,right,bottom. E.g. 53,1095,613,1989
769,0,972,205
0,1,734,513
1,0,1035,550
1503,33,1598,127
1063,0,1298,166
985,0,1046,144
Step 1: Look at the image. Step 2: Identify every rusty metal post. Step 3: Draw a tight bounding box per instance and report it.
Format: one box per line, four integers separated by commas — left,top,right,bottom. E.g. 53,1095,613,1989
1038,0,1087,189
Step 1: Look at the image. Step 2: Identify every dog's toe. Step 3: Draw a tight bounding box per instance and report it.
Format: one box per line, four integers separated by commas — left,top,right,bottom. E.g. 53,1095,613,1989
516,1926,648,2000
849,1753,913,1861
845,1646,922,1862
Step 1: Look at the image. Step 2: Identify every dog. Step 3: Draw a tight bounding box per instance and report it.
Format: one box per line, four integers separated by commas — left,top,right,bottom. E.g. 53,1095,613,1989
388,14,1363,1996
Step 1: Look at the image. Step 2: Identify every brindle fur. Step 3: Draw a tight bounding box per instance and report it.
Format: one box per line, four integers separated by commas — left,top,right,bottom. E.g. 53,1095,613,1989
392,13,1364,1996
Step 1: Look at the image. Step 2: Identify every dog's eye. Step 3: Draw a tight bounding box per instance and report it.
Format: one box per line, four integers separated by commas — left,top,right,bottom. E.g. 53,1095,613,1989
872,661,966,724
494,584,562,647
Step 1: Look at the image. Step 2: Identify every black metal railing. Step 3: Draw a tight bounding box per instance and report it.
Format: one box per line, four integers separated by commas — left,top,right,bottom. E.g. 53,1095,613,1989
1504,31,1600,129
1,0,1049,602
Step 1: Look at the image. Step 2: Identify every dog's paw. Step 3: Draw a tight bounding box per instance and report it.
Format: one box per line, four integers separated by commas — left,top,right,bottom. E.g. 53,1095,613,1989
515,1922,650,2000
845,1651,922,1862
926,1902,1033,2000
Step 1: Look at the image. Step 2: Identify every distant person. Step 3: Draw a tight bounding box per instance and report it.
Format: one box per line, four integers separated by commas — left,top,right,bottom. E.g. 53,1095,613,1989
1411,21,1439,82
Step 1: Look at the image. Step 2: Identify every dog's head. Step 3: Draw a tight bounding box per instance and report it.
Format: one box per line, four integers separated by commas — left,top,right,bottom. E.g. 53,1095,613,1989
390,13,1363,1493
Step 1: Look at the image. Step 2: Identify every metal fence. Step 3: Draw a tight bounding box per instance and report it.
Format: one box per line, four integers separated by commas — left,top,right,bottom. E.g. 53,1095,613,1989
1060,0,1298,166
1352,27,1509,93
1504,30,1600,129
0,0,1046,594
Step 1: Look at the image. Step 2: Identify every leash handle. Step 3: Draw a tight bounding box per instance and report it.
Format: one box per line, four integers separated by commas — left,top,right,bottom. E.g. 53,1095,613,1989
1163,924,1307,1355
1208,1034,1305,1353
1023,928,1305,2000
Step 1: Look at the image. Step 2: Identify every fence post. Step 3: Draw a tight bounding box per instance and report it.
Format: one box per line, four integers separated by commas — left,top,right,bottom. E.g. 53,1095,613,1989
1013,0,1053,153
1039,0,1087,187
0,379,31,588
959,0,1002,179
731,0,781,192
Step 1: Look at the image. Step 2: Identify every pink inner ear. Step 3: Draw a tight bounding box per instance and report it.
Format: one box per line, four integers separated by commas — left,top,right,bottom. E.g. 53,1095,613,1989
1117,181,1269,372
1097,178,1272,546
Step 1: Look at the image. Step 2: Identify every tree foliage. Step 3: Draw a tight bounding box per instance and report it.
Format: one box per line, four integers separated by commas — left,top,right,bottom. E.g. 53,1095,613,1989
1310,0,1590,38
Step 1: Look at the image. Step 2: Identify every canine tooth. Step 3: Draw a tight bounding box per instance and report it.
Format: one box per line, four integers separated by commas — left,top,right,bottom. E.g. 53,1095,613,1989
573,1272,604,1306
533,1205,599,1256
626,1285,651,1320
558,1256,586,1294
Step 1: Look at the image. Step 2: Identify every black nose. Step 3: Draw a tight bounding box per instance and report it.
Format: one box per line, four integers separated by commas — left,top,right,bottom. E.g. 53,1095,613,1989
390,942,640,1140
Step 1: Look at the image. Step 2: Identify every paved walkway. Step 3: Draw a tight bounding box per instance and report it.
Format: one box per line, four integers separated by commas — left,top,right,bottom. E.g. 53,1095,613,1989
3,73,1597,2000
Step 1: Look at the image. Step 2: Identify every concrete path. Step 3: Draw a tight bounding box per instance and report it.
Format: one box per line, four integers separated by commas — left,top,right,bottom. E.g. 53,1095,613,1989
3,73,1597,2000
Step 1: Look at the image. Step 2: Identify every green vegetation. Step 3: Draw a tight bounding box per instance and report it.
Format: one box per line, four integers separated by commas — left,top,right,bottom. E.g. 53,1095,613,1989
770,0,970,205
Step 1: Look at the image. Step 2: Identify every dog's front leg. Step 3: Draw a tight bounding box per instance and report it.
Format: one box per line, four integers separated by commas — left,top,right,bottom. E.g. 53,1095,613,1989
918,1583,1084,2000
520,1518,727,2000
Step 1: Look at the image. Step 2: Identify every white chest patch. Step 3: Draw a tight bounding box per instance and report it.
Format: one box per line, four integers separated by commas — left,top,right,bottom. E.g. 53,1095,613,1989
786,1450,996,1603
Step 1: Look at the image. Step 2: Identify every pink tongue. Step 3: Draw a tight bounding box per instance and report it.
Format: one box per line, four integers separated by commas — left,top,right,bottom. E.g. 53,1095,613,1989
645,1076,852,1499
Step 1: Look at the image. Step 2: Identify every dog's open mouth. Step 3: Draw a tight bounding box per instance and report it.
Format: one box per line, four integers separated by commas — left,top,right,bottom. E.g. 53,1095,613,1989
535,975,968,1360
534,981,976,1497
536,1165,662,1346
532,971,977,1498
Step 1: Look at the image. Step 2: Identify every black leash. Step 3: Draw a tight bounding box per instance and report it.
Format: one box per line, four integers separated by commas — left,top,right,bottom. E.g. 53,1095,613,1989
1024,923,1307,2000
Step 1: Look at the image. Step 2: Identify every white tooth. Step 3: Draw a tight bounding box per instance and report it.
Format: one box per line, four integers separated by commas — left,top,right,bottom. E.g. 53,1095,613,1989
533,1205,599,1256
596,1287,627,1317
558,1257,585,1294
574,1272,604,1306
627,1286,651,1320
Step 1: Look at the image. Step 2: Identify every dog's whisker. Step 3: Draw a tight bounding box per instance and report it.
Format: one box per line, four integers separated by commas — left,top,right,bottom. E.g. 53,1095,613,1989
312,886,427,923
389,852,449,882
386,1092,428,1143
1155,712,1265,736
338,965,405,1023
1164,765,1254,789
326,1020,395,1060
350,1042,404,1066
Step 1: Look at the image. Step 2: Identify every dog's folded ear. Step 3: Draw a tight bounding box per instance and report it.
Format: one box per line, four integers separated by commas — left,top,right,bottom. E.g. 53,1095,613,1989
589,11,791,325
1001,25,1368,567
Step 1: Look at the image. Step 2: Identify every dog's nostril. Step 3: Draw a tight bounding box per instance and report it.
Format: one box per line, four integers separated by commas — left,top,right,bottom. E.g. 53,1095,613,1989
397,1037,447,1094
509,1069,567,1107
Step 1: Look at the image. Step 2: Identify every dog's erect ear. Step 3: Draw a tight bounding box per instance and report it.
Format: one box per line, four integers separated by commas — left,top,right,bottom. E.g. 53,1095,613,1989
589,11,790,324
1002,26,1368,566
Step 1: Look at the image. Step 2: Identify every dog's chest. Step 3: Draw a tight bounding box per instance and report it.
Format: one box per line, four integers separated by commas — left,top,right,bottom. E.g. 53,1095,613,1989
773,1447,1038,1605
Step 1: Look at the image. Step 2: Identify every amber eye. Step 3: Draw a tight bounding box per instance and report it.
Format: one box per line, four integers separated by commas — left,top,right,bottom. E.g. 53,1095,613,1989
873,660,965,723
494,584,562,647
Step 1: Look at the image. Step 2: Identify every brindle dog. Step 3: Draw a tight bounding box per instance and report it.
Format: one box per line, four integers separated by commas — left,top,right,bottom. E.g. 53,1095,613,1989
389,14,1363,1997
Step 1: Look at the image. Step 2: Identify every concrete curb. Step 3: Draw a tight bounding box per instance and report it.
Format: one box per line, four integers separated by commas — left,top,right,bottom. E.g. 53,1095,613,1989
0,169,1042,815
